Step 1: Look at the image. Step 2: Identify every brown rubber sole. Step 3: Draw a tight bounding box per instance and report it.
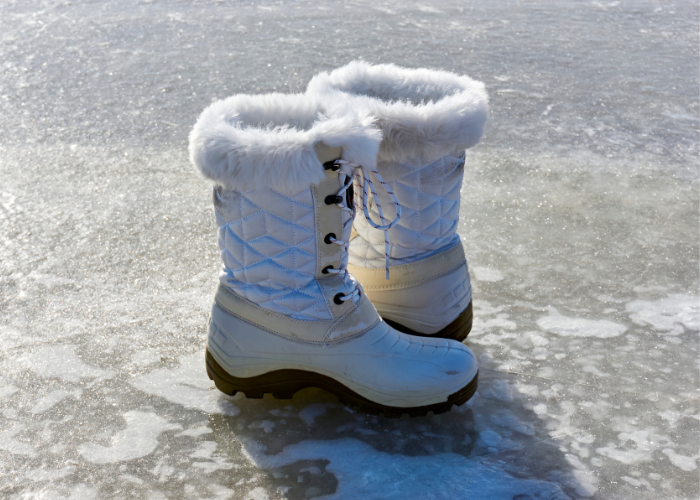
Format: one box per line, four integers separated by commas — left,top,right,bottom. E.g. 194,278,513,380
384,301,473,342
205,349,478,418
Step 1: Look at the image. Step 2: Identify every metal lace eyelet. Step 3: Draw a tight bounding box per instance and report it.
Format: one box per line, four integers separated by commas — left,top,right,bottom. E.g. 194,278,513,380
322,159,342,171
324,233,336,244
322,265,334,274
333,293,344,305
325,195,343,205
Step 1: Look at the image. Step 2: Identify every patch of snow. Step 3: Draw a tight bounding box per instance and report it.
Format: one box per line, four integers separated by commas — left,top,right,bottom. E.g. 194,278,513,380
473,314,517,333
0,423,38,457
299,403,327,425
596,427,674,465
0,384,19,400
479,430,503,446
596,446,651,465
490,411,535,436
79,411,181,464
190,441,218,460
31,389,83,414
130,348,162,367
190,441,236,474
19,485,98,500
472,267,504,282
480,380,515,402
626,294,700,335
244,487,270,500
537,311,627,338
131,353,239,415
19,345,113,383
250,420,276,433
178,426,213,437
26,465,76,482
662,448,699,471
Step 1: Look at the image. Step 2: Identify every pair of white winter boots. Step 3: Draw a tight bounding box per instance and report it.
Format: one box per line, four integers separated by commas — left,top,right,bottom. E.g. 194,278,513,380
189,62,488,417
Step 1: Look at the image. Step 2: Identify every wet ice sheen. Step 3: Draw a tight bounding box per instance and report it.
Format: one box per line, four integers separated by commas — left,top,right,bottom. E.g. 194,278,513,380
0,0,698,498
626,294,700,335
130,353,240,416
19,345,114,383
242,438,568,499
79,411,181,464
537,311,628,338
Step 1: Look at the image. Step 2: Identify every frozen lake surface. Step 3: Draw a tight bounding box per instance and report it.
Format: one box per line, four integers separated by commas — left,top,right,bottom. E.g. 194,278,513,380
1,0,698,498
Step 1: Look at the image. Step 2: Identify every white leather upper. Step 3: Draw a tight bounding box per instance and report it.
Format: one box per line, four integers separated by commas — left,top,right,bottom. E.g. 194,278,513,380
208,304,478,407
349,153,465,268
349,245,472,334
359,262,472,334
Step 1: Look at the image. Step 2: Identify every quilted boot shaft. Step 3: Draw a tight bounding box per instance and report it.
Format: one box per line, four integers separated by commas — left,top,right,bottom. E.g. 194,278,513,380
214,183,351,321
307,61,488,268
348,152,465,268
307,62,489,338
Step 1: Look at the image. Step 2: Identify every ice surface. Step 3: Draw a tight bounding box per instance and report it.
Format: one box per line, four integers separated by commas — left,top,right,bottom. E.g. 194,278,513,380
242,437,569,499
537,310,628,338
30,389,83,415
19,345,114,383
471,266,504,282
298,404,327,426
626,294,700,335
79,411,181,464
0,0,698,499
130,353,240,416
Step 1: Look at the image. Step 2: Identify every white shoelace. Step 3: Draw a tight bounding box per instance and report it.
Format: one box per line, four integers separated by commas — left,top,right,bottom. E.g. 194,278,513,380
328,159,401,304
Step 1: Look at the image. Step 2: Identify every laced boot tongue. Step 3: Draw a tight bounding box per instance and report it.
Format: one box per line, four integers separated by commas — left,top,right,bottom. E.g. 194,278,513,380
318,155,402,305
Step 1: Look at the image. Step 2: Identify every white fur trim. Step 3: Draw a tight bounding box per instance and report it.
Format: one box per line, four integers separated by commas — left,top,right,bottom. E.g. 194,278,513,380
307,61,488,163
189,93,381,191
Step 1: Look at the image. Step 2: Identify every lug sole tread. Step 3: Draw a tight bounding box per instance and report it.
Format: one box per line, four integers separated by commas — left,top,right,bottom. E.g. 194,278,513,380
384,301,473,342
205,349,477,418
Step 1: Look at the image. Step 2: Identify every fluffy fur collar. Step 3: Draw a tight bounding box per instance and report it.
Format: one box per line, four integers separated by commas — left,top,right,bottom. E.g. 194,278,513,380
307,61,488,163
189,93,381,191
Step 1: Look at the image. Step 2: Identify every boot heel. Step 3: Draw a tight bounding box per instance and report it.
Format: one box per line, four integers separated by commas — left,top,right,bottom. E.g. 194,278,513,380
205,354,237,396
385,302,473,342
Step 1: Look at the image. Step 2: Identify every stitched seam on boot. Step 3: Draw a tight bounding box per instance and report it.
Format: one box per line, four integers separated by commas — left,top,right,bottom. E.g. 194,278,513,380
214,298,375,347
352,241,463,274
323,302,381,342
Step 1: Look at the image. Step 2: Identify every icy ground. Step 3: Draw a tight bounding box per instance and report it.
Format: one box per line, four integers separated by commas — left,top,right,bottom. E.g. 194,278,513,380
1,0,698,498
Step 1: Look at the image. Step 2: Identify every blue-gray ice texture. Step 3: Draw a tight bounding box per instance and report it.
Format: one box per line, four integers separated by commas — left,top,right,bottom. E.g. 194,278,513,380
0,1,698,499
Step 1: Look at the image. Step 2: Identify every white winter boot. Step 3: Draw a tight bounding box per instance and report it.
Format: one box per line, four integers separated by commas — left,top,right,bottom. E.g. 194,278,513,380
189,93,478,415
307,62,489,341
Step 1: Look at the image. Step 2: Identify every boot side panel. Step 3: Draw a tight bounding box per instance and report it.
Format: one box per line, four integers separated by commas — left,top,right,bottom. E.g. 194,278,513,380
214,185,333,321
363,263,472,335
349,152,465,268
213,283,379,344
207,302,477,408
350,244,472,334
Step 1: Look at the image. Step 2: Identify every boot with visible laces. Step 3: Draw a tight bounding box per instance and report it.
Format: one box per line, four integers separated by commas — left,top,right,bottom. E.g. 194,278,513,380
307,62,489,341
189,93,478,415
